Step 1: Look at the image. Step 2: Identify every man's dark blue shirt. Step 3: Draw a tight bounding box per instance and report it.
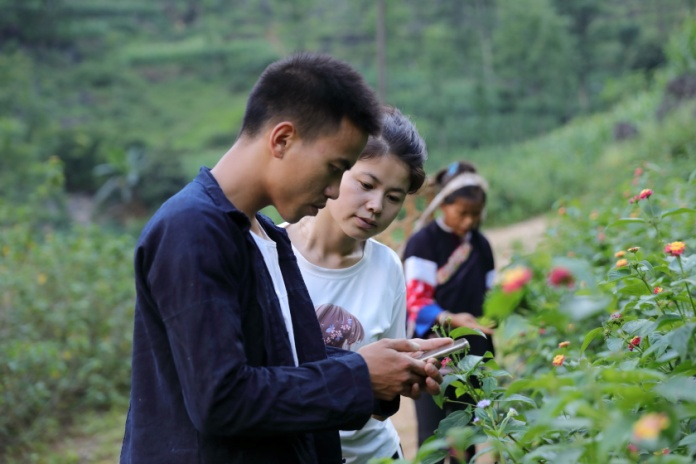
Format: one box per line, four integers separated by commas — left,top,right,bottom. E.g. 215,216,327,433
120,167,378,463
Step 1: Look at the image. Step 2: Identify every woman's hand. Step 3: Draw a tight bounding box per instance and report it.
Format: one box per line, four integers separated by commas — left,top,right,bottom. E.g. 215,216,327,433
444,312,494,335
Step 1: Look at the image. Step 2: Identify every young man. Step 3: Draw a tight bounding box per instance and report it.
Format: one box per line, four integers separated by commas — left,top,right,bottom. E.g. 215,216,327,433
120,52,451,464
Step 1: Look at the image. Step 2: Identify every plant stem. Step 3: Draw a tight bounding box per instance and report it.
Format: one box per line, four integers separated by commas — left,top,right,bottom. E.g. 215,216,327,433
678,257,696,313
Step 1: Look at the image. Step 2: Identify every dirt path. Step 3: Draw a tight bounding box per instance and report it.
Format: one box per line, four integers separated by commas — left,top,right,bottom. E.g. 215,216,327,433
391,215,548,459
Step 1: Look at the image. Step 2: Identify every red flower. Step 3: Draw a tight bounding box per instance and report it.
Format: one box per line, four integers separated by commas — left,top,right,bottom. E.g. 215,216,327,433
629,336,641,351
653,287,663,294
664,241,686,257
548,267,575,287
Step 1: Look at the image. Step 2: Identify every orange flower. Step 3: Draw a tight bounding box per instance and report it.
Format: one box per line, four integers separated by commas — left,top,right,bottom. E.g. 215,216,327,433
558,341,570,348
552,355,565,366
633,413,669,441
500,267,532,293
664,241,686,257
616,259,628,268
615,250,626,258
558,206,567,215
653,287,663,294
638,189,653,200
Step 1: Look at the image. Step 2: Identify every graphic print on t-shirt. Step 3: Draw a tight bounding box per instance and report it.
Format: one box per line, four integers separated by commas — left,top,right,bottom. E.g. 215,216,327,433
316,303,365,349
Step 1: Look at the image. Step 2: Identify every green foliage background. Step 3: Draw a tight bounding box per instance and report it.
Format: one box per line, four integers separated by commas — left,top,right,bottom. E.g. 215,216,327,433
1,0,696,460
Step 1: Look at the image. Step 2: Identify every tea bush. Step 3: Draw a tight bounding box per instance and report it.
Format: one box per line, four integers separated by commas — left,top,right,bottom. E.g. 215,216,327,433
0,223,135,456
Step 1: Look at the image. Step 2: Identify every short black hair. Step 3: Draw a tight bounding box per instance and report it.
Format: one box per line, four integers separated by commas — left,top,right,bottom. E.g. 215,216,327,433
240,52,382,141
359,106,427,194
436,161,487,205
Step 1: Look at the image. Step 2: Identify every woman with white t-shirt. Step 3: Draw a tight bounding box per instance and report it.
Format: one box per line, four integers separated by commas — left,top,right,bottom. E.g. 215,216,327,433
285,106,427,463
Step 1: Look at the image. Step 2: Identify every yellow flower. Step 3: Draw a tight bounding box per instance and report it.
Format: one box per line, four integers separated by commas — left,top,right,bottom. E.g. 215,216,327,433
2,245,8,256
615,250,626,258
37,273,47,285
633,413,669,441
552,355,565,366
616,259,628,268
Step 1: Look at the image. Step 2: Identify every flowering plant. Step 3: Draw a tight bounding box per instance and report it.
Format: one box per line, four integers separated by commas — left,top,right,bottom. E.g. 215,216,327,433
379,164,695,464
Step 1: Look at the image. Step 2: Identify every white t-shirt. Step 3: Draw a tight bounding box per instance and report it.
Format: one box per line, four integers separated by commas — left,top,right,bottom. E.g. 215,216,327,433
292,238,406,463
250,228,299,366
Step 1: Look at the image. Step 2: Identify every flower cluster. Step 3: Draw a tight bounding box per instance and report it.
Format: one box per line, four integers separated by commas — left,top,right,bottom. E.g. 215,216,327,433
632,412,670,441
628,188,653,204
628,336,641,351
664,241,686,257
547,267,574,287
500,266,532,293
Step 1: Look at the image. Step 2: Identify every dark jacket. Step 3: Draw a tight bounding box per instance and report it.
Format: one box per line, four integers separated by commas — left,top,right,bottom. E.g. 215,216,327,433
120,167,377,463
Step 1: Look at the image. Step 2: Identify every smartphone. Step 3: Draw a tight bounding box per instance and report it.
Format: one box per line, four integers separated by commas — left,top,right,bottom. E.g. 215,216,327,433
417,338,470,360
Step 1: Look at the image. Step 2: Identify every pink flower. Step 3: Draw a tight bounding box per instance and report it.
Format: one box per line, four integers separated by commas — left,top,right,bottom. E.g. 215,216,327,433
548,267,575,287
664,241,686,256
610,312,622,320
638,189,653,200
634,167,643,177
441,357,452,368
539,328,547,335
500,267,532,293
629,336,641,351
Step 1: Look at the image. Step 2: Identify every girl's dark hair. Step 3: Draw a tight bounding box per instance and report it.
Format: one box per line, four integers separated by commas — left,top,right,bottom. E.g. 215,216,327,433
240,52,382,141
435,161,487,205
358,106,427,194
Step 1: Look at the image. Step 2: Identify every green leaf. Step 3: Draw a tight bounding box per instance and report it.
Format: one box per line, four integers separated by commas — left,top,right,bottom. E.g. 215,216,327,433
622,319,658,336
606,337,625,352
449,327,487,339
483,287,525,321
654,375,696,402
661,207,696,218
605,267,632,282
667,323,695,361
436,410,472,436
559,295,611,321
678,433,696,446
606,218,646,228
581,327,604,353
500,393,537,406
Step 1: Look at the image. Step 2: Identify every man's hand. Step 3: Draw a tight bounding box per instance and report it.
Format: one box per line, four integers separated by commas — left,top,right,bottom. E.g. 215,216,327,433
357,337,452,401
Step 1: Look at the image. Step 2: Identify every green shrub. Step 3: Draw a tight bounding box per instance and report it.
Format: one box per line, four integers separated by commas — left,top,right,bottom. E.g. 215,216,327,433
0,224,135,456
